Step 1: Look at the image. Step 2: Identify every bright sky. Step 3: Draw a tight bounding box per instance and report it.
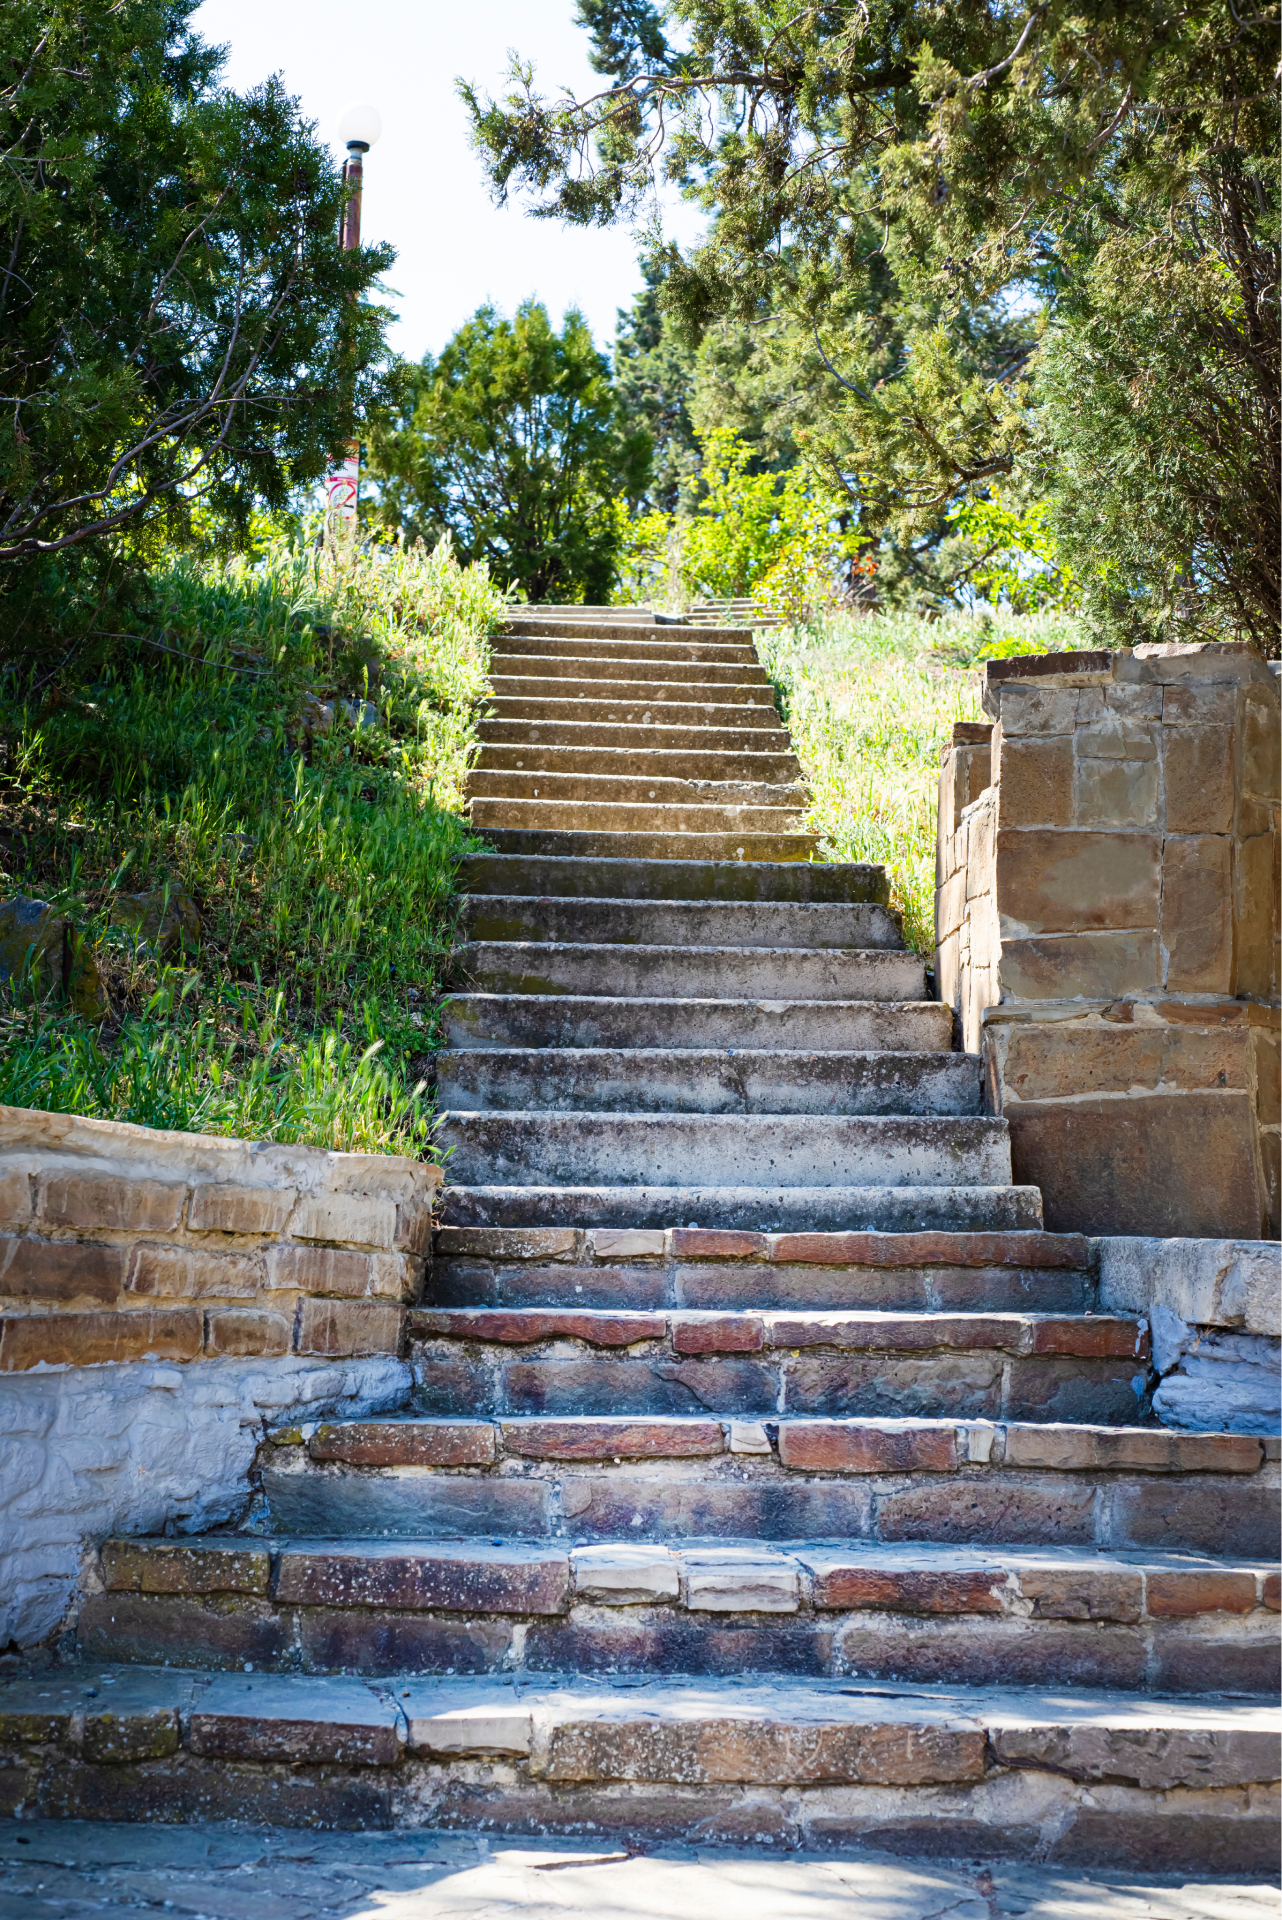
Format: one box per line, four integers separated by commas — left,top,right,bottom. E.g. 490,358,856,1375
191,0,703,364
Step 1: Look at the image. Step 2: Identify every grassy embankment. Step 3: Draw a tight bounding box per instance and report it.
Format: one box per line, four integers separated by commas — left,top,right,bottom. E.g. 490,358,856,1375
760,609,1089,955
0,539,505,1153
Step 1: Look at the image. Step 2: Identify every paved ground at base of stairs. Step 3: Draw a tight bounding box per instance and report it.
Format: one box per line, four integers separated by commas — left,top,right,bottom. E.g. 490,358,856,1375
0,1824,1274,1920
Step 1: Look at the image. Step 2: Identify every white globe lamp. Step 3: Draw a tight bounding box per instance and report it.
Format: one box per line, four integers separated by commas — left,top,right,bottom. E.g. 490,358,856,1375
337,102,382,153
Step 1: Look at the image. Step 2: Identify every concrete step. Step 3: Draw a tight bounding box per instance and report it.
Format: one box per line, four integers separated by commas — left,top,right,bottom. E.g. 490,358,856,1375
251,1418,1278,1557
453,944,924,1002
503,616,753,643
475,829,822,861
489,675,777,710
458,896,904,950
478,719,794,751
470,800,809,837
433,1112,1012,1190
491,653,772,687
486,695,780,727
475,744,804,780
7,1665,1275,1859
493,633,760,664
406,1307,1149,1427
439,1185,1045,1232
432,1224,1097,1314
79,1534,1280,1696
465,770,808,807
442,994,950,1051
457,854,889,904
434,1048,978,1116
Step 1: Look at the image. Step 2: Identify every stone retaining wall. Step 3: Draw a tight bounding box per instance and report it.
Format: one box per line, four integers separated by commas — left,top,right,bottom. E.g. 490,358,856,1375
0,1106,439,1651
936,644,1280,1238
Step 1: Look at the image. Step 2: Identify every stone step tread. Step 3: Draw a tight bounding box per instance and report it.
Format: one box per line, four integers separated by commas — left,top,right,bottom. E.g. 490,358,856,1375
476,832,822,862
457,856,889,905
488,679,778,706
489,655,773,683
436,1226,1090,1268
470,802,809,832
442,998,952,1054
458,900,905,951
97,1533,1281,1623
406,1306,1148,1359
5,1666,1274,1788
268,1415,1271,1474
439,1184,1045,1232
503,619,754,641
478,722,795,750
475,748,804,776
492,636,760,661
467,774,809,803
434,1048,978,1117
452,946,924,1002
484,700,783,724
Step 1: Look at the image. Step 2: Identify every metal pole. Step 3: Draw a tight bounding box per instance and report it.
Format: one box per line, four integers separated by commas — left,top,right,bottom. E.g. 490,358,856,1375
323,141,368,552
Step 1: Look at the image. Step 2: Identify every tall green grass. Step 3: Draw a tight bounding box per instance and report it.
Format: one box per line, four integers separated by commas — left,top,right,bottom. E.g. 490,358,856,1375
0,536,506,1152
760,608,1088,955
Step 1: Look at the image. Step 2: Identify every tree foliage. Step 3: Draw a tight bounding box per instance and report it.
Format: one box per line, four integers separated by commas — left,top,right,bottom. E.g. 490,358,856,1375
1,0,396,655
367,301,651,604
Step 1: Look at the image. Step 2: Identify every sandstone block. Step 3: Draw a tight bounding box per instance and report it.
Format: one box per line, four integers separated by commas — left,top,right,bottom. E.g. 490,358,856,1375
204,1306,291,1356
0,1307,200,1369
770,1312,1017,1352
590,1229,665,1257
560,1474,871,1542
1077,719,1160,761
997,685,1080,735
1017,1566,1142,1622
395,1197,434,1254
572,1544,680,1604
996,830,1160,933
101,1539,271,1595
805,1560,1006,1614
274,1543,570,1615
1076,757,1160,828
435,1227,579,1260
784,1353,1001,1421
999,931,1160,999
294,1298,403,1357
127,1244,260,1300
998,736,1073,828
0,1170,30,1228
1163,683,1237,725
1264,1573,1281,1610
490,1262,666,1310
1243,695,1281,795
410,1307,664,1345
291,1192,396,1248
186,1184,295,1235
1107,1480,1280,1557
1234,830,1279,999
779,1421,959,1474
403,1695,532,1755
1163,726,1235,832
265,1243,377,1296
543,1716,985,1787
991,1723,1278,1792
682,1552,800,1613
672,1313,764,1352
729,1419,773,1453
308,1419,496,1466
36,1171,185,1234
1144,1568,1258,1615
1002,1025,1164,1101
322,1149,434,1196
503,1354,774,1418
669,1228,766,1259
501,1416,724,1459
936,870,967,940
1162,835,1233,992
0,1234,124,1303
1007,1090,1264,1238
1002,1425,1263,1474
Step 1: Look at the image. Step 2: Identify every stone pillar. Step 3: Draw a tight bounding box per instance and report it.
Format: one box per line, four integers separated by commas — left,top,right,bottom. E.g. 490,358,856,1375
935,644,1280,1238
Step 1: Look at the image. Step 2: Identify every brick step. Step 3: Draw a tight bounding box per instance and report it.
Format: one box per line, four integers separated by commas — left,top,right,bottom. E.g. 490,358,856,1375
442,994,949,1051
475,744,804,780
80,1536,1280,1695
458,854,889,905
439,1184,1044,1233
452,944,924,1001
477,719,794,752
470,799,809,835
406,1310,1149,1426
432,1225,1093,1313
6,1667,1275,1861
459,896,903,951
490,653,773,686
493,630,759,662
488,676,777,710
466,770,809,807
253,1419,1280,1557
432,1113,1012,1191
476,830,822,861
434,1049,978,1117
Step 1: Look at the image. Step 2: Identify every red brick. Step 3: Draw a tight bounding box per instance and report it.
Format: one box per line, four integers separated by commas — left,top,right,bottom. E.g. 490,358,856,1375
0,1235,126,1304
669,1229,766,1259
671,1314,764,1353
543,1717,984,1787
37,1172,185,1234
187,1184,295,1235
1263,1573,1281,1611
779,1422,959,1475
204,1307,291,1357
294,1298,403,1357
1032,1316,1148,1359
501,1417,725,1460
876,1479,1096,1545
767,1231,1089,1270
768,1313,1019,1351
101,1540,270,1596
308,1420,496,1466
0,1308,201,1370
1018,1567,1143,1622
275,1544,569,1614
189,1703,401,1766
408,1308,664,1346
1003,1426,1263,1473
810,1564,1005,1614
1145,1568,1259,1617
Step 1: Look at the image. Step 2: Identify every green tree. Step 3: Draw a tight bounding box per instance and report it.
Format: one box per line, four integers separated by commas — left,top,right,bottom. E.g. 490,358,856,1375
612,258,700,512
465,0,1279,652
1,0,395,658
368,302,651,602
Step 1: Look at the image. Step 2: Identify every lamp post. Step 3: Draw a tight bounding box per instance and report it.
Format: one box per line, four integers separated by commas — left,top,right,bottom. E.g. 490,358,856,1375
323,102,382,553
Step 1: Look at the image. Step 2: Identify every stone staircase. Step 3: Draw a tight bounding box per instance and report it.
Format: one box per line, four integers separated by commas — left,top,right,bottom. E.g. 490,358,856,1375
5,613,1277,1865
